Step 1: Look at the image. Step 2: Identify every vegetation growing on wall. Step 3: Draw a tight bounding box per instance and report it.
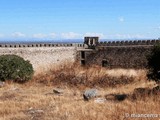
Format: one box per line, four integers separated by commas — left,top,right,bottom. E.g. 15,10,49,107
147,44,160,83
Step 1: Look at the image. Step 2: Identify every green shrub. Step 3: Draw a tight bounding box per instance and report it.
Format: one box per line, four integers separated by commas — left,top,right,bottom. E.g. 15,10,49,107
0,55,34,82
147,44,160,83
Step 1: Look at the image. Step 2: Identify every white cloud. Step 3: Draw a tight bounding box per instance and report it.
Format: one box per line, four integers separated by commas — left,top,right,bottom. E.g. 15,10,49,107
61,32,81,39
49,33,57,39
84,32,105,38
0,34,4,38
114,34,145,39
33,33,47,39
119,17,124,22
154,26,160,31
12,32,26,37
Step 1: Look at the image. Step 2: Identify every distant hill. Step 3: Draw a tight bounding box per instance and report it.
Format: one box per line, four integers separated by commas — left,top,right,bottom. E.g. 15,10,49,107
0,39,83,44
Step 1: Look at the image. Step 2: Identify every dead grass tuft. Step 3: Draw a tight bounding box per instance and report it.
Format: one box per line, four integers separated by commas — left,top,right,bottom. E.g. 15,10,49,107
32,63,140,89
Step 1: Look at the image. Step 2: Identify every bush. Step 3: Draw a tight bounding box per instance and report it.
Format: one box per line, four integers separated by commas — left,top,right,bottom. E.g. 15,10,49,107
0,55,34,82
147,44,160,83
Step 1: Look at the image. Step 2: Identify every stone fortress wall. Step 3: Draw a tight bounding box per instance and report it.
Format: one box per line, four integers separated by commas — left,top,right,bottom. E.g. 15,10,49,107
0,43,84,75
77,38,160,68
0,38,160,74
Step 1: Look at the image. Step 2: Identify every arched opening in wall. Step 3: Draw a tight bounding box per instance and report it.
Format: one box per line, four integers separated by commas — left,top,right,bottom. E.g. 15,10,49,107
81,60,85,66
81,51,85,59
0,45,2,47
102,59,108,67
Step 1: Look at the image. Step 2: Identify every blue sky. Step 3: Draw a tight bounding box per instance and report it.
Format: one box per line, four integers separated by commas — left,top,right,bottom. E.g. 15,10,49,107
0,0,160,41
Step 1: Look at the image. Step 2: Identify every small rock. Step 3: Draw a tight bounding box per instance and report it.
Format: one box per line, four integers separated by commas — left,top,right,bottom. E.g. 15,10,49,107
10,87,19,91
114,94,127,101
105,94,127,101
53,88,64,95
94,98,106,103
133,87,151,95
83,89,98,101
0,81,5,88
28,108,44,114
105,94,115,101
152,85,160,91
152,86,160,95
131,87,152,100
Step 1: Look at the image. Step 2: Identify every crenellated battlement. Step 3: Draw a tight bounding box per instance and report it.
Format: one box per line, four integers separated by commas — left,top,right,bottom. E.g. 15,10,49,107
0,39,159,48
98,39,160,46
0,43,85,48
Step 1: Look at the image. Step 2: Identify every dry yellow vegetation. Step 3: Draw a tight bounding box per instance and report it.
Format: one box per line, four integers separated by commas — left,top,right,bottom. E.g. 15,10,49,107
0,63,159,120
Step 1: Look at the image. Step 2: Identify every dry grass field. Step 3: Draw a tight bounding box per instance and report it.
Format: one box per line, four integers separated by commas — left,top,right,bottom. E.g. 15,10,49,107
0,62,160,120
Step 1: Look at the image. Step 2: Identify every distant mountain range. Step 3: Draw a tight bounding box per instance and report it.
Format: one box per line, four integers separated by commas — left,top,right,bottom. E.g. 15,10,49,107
0,38,159,44
0,39,83,44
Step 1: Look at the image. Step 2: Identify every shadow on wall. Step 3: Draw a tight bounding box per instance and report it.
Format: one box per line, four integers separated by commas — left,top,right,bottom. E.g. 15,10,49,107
84,47,152,68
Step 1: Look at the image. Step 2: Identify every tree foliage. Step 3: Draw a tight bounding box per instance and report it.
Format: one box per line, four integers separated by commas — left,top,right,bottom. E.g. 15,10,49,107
0,55,34,82
147,44,160,83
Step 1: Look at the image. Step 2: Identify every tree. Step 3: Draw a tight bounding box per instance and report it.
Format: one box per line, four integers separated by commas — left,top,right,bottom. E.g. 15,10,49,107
0,55,34,83
147,44,160,84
